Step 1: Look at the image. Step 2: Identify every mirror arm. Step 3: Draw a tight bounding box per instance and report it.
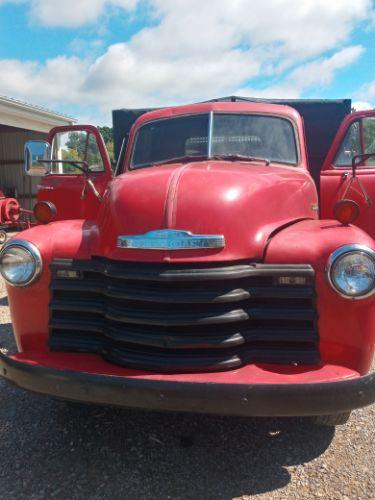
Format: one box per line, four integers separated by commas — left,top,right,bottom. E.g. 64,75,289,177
343,153,375,207
351,153,375,176
87,179,104,201
81,176,103,202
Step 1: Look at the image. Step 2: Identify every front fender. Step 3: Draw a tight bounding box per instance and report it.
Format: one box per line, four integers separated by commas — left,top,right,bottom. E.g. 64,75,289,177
5,220,93,352
265,219,375,374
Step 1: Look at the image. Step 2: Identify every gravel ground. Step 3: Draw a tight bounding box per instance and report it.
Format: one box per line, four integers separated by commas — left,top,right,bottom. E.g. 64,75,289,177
0,276,373,499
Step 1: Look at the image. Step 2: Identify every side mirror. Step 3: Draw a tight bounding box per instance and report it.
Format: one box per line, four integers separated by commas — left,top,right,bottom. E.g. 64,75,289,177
24,140,52,176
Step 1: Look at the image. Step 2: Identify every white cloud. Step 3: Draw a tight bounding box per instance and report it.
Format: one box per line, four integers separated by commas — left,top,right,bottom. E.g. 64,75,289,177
352,101,373,110
0,0,372,123
28,0,137,27
146,0,370,61
31,0,106,27
289,46,364,88
82,43,260,107
236,46,364,98
357,80,375,101
0,57,85,101
353,80,375,111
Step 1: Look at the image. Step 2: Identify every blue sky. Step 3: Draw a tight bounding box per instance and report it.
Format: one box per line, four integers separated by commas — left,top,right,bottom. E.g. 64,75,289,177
0,0,374,125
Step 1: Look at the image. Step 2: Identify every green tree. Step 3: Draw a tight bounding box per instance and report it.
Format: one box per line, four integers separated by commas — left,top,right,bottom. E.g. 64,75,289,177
62,131,104,172
98,126,113,144
98,126,114,161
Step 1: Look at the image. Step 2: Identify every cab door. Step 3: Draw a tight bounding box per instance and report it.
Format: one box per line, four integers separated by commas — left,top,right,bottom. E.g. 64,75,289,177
37,125,113,221
320,111,375,238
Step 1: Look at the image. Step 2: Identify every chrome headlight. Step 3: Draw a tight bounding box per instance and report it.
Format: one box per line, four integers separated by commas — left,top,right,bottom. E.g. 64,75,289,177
0,240,42,287
327,244,375,299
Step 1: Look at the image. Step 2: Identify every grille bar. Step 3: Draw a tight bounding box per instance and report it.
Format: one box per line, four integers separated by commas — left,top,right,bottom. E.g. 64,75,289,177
50,259,315,282
50,318,318,349
51,280,315,303
51,299,316,326
50,331,319,373
103,347,318,373
49,258,319,373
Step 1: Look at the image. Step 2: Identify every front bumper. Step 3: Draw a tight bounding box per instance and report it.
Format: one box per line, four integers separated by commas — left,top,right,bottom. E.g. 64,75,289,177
1,352,374,417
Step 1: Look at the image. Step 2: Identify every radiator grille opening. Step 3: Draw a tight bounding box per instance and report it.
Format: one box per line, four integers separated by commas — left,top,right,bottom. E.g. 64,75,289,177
49,258,319,373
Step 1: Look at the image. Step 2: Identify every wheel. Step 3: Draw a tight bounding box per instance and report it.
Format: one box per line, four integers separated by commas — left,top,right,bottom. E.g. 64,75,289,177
0,230,7,245
312,411,351,427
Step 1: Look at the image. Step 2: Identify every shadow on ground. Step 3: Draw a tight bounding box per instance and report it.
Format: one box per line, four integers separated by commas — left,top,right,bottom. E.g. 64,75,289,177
0,295,8,306
0,322,334,499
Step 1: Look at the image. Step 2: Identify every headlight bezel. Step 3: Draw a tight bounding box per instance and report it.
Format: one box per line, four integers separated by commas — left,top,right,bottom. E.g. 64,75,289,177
326,244,375,299
0,239,42,287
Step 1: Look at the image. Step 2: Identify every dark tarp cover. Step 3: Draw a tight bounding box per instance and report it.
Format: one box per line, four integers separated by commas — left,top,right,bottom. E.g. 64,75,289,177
112,96,351,185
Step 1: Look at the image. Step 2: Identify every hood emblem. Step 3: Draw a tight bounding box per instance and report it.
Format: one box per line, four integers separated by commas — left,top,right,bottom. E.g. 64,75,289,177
117,229,225,250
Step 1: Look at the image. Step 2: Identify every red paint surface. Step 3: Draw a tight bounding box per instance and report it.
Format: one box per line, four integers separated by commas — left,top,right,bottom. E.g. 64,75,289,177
11,351,360,384
96,161,317,262
5,102,375,389
38,125,113,220
320,110,375,238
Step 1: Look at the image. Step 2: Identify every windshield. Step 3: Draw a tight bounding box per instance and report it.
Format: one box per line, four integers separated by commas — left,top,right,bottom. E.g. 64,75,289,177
130,113,298,169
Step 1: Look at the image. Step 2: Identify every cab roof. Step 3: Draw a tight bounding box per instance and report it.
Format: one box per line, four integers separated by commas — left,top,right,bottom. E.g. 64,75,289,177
133,101,303,129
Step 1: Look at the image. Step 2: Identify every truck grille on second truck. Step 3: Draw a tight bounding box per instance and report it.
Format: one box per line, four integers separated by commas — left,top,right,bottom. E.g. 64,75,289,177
49,258,319,373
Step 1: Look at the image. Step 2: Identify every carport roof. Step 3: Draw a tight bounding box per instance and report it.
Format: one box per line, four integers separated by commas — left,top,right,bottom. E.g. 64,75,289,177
0,95,77,133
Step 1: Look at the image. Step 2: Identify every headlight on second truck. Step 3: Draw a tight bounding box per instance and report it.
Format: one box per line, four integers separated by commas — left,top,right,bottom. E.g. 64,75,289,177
0,240,42,287
327,244,375,299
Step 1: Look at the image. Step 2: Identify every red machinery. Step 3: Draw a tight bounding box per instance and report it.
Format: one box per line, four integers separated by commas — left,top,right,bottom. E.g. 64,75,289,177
0,192,33,244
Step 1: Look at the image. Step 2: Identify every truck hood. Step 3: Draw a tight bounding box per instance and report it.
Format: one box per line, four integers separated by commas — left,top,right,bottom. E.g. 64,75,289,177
95,161,317,262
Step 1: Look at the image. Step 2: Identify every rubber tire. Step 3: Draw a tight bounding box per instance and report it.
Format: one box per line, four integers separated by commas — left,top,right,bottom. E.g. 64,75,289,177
312,411,351,427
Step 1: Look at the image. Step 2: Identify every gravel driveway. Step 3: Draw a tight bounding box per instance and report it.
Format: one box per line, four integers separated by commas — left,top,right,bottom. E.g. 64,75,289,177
0,276,373,500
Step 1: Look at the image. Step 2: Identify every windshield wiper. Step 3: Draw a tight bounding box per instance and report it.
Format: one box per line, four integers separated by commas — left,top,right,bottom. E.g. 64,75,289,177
211,154,270,165
144,153,271,168
152,155,209,166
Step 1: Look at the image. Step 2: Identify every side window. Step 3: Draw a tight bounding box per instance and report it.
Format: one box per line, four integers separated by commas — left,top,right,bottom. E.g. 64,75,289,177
334,121,361,166
334,118,375,167
51,131,104,174
363,117,375,166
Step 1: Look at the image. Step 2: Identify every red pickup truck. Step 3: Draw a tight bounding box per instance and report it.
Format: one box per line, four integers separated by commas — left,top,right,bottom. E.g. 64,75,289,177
0,99,374,427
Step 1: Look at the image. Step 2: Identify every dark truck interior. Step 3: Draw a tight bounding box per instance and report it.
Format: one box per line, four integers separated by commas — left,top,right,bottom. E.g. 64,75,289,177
112,96,352,188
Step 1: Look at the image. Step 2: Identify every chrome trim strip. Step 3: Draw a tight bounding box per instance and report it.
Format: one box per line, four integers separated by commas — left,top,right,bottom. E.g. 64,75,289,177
326,244,375,299
117,229,225,250
0,239,43,287
207,111,213,158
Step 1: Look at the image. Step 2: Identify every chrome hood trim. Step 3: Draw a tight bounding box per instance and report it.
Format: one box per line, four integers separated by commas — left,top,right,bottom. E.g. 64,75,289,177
117,229,225,250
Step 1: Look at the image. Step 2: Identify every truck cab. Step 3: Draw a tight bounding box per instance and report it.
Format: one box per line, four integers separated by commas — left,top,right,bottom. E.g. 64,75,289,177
0,101,374,426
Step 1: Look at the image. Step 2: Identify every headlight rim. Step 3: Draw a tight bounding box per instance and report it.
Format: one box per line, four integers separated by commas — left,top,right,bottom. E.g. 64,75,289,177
326,244,375,300
0,239,42,287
